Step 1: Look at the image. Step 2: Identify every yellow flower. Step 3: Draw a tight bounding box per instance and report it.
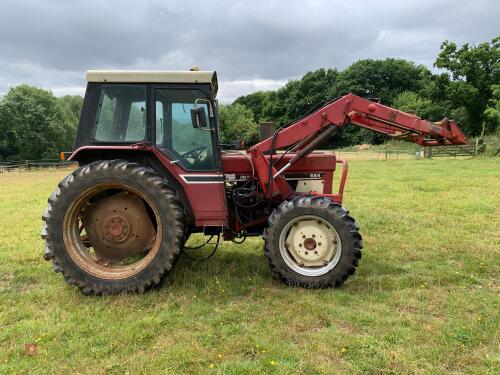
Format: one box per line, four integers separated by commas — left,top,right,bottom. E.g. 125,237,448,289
270,360,276,366
218,353,222,359
261,350,267,353
341,347,347,353
209,363,214,368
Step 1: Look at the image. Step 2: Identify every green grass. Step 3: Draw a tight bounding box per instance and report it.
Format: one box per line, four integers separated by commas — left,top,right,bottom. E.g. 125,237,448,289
1,159,499,374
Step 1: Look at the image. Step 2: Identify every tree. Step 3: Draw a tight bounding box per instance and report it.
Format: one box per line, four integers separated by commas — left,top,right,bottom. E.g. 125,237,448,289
393,91,433,118
218,103,259,145
234,91,272,123
0,85,77,161
482,84,500,135
272,68,339,125
236,68,340,127
57,95,83,148
58,95,83,128
334,58,431,104
435,36,500,135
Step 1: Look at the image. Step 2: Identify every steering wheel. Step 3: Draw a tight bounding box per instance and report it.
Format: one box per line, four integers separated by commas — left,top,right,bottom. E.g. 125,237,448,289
181,146,207,161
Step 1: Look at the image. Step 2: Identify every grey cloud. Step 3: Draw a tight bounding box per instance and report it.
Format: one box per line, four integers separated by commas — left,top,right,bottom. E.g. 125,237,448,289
0,0,498,101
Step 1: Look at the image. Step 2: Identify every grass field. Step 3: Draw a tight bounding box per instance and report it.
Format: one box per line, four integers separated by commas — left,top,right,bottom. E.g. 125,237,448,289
0,158,499,374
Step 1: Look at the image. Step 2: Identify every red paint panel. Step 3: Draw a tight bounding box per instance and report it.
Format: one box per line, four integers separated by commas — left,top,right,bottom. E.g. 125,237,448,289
150,148,228,227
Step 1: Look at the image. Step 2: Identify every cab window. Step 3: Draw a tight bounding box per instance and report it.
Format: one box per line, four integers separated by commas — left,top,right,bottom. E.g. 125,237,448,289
155,89,216,171
93,85,147,142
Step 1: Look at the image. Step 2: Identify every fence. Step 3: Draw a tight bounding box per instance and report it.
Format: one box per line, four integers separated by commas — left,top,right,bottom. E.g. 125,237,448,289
337,140,485,161
335,148,420,161
0,159,77,173
424,142,477,158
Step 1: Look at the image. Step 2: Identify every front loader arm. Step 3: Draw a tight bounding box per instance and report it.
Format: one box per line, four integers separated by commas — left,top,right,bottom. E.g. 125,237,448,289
249,93,467,199
345,95,467,147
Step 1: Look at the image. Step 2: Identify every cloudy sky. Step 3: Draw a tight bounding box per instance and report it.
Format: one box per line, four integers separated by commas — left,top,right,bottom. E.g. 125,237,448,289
0,0,498,102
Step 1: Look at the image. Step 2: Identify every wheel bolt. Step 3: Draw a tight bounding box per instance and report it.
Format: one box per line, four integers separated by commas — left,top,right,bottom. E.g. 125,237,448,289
302,235,306,239
312,234,315,238
318,242,322,246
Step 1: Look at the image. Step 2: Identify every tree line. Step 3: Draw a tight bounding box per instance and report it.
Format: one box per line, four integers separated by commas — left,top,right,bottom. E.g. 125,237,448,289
219,36,499,147
0,36,498,161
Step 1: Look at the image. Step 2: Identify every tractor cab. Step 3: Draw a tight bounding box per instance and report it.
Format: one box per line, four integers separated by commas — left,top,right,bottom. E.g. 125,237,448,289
75,69,221,172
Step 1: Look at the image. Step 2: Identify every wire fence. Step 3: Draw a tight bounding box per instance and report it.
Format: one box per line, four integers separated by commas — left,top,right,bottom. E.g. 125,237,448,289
0,159,77,173
335,148,420,161
335,140,489,161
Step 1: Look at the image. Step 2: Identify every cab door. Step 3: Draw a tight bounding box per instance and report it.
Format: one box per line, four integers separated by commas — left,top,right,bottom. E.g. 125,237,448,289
153,86,228,227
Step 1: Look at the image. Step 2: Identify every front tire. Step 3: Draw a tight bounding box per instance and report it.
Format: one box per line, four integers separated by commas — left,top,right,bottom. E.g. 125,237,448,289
42,160,185,295
263,196,362,288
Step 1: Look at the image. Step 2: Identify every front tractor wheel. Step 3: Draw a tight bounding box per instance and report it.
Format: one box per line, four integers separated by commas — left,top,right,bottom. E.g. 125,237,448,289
41,160,184,295
263,196,362,288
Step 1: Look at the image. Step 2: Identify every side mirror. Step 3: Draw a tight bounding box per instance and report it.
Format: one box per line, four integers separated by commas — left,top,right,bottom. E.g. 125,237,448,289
190,107,208,129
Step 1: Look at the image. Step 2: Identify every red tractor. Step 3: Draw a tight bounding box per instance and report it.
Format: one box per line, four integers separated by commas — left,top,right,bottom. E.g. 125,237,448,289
41,70,467,294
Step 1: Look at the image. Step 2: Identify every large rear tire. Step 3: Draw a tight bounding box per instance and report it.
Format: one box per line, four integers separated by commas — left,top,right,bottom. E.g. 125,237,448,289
42,160,185,295
263,196,362,288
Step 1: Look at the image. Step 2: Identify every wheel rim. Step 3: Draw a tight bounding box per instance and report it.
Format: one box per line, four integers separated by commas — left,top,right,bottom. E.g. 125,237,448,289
278,215,342,277
62,183,162,280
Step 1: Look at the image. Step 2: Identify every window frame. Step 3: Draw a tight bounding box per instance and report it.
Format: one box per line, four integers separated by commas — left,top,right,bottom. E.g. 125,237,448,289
90,83,149,145
151,84,221,172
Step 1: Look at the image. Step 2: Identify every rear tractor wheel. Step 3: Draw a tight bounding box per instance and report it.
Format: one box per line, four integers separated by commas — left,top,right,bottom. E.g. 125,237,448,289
41,160,184,295
263,196,362,288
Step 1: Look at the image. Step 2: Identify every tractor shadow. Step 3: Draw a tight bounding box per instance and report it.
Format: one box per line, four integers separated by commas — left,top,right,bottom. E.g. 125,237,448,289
169,248,272,287
164,243,414,294
154,239,276,294
147,235,448,296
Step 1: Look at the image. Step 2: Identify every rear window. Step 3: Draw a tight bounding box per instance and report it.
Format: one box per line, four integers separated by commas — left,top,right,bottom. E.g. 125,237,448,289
93,85,147,143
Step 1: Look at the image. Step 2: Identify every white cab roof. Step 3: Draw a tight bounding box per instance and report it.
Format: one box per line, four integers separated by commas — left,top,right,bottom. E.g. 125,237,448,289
86,70,217,90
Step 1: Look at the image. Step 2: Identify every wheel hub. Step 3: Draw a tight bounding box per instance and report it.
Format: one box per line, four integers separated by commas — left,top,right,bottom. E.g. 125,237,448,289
303,238,317,250
104,215,129,241
286,219,337,267
82,192,156,262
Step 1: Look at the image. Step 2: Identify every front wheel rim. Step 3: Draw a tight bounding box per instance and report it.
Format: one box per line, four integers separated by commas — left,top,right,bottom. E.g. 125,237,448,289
278,215,342,277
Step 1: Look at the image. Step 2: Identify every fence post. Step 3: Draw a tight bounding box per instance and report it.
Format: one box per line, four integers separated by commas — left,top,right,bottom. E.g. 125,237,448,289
385,147,388,160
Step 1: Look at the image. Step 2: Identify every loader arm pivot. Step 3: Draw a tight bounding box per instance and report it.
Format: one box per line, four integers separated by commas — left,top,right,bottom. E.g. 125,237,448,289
249,93,467,198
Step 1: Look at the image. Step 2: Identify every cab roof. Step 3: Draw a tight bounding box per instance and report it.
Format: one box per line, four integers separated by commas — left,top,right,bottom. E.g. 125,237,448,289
86,70,218,94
